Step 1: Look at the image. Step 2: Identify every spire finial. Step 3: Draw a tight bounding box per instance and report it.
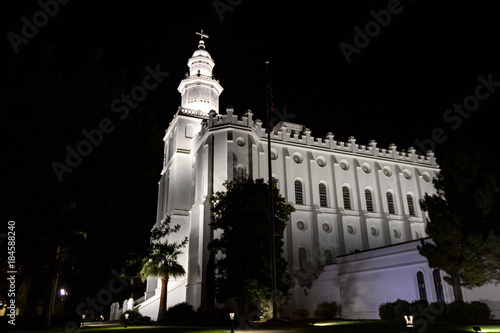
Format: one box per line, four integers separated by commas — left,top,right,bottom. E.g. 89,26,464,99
195,30,209,49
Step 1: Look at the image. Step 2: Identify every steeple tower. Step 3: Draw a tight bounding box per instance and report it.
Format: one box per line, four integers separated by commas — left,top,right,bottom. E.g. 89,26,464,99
177,30,223,115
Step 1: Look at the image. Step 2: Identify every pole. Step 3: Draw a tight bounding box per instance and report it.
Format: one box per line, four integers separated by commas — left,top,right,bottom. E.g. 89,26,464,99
265,61,278,321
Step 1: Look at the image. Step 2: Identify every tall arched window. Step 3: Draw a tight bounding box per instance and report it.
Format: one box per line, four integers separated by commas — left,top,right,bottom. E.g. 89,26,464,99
433,270,445,303
319,183,328,207
407,194,416,216
452,275,464,302
295,180,304,205
236,166,245,181
342,186,351,210
365,189,374,212
298,247,307,270
387,192,395,214
325,249,334,265
417,271,428,302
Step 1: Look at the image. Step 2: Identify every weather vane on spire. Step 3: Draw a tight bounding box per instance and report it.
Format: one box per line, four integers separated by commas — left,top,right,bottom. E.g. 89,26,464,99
196,30,209,49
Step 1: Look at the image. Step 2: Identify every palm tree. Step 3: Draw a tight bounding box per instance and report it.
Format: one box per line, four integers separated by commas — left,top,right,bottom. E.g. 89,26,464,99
140,243,186,322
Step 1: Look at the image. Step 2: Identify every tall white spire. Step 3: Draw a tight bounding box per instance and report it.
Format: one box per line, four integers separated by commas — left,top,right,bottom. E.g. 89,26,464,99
177,30,223,115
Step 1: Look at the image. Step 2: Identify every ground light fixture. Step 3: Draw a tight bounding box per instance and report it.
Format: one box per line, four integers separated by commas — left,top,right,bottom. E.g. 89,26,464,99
124,313,129,328
60,289,68,326
404,315,414,333
229,313,235,333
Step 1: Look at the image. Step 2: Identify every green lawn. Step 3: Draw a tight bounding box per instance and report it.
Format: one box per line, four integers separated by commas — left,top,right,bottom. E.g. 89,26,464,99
10,320,500,333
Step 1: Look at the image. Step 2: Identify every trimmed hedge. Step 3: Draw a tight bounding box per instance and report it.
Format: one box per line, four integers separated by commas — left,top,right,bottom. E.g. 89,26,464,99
290,308,309,319
380,300,490,321
464,301,491,321
162,302,197,325
314,301,338,319
379,302,396,320
119,310,143,325
446,301,465,321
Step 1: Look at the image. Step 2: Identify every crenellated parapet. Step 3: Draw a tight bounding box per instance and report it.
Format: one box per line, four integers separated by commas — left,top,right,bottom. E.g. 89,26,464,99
197,106,438,167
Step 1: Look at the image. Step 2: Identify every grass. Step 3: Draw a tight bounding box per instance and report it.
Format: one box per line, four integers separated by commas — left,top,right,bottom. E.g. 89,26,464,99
10,320,500,333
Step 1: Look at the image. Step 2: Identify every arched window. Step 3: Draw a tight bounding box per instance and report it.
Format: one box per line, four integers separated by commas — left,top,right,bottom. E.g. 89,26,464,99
342,186,351,210
417,271,428,302
236,166,245,181
387,192,395,214
407,194,416,216
365,189,374,212
325,249,334,265
295,180,304,205
319,183,328,207
433,270,445,303
298,247,307,270
452,275,464,302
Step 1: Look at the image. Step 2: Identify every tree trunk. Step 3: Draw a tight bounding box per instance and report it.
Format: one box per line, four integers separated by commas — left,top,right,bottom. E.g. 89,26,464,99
157,276,169,322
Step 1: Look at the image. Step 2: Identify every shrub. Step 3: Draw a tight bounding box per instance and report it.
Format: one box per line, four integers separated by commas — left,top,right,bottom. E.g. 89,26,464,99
379,302,395,320
446,301,465,321
409,300,428,320
290,308,309,320
196,305,230,326
464,301,491,321
119,310,142,325
394,299,410,320
314,301,338,319
427,302,447,321
163,302,197,325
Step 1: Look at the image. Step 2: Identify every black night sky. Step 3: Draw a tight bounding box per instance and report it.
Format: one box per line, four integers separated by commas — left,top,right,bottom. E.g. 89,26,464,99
1,0,500,315
3,1,500,153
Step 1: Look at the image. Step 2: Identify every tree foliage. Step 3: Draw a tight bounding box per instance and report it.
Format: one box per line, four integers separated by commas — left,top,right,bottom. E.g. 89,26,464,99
140,217,187,322
418,144,500,287
207,178,295,307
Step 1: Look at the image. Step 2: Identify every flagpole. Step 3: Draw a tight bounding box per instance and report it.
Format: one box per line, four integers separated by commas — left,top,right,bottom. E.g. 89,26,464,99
265,61,278,321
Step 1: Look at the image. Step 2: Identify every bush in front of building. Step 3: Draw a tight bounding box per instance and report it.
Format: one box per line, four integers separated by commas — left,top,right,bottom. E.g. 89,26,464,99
379,302,396,320
446,301,466,321
162,302,197,325
463,301,491,321
314,301,338,319
290,308,309,320
394,299,410,320
427,302,448,321
380,300,490,322
409,300,429,320
119,310,143,325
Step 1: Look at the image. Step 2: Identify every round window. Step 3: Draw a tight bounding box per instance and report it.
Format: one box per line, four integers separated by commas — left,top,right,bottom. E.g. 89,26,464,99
293,154,303,164
297,221,306,230
340,160,349,171
347,225,355,235
362,163,371,174
236,137,246,147
322,223,331,233
422,173,431,182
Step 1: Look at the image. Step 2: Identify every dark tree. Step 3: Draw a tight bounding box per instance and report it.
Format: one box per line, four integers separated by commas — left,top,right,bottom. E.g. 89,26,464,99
207,178,295,314
0,44,162,322
418,144,500,288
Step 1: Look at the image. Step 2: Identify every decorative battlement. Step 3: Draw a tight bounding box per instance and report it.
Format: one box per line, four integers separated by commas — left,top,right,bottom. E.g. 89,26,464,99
199,107,438,167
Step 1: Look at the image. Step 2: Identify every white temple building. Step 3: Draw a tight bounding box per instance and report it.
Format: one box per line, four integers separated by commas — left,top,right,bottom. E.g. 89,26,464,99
135,33,500,320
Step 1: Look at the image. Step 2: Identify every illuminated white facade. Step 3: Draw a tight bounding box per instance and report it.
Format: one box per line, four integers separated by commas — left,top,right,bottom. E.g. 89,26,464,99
135,37,500,320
